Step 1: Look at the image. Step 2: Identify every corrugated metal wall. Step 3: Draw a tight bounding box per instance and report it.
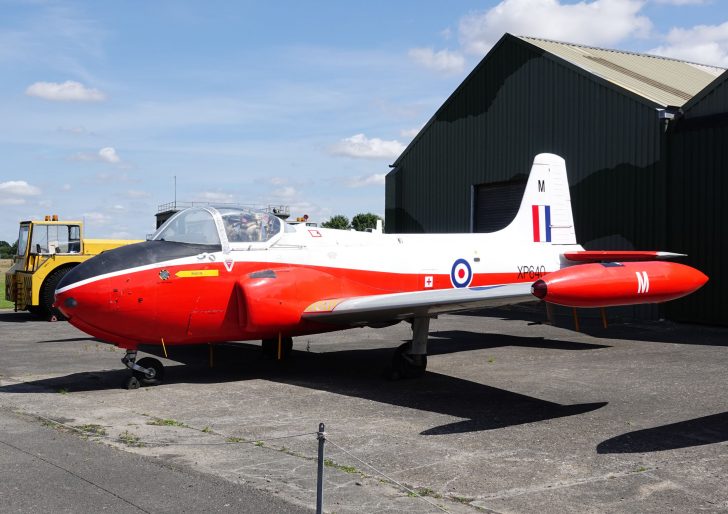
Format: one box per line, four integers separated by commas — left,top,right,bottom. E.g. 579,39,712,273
387,35,667,254
665,73,728,325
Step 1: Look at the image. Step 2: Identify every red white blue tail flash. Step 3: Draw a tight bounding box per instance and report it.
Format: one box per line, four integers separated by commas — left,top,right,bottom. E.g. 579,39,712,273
532,205,551,242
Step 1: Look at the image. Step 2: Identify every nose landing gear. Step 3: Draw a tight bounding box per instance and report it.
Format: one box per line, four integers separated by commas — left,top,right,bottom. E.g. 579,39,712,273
121,350,165,389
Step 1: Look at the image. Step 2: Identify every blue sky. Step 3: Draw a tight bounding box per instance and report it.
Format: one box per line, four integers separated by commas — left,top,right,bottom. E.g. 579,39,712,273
2,0,727,241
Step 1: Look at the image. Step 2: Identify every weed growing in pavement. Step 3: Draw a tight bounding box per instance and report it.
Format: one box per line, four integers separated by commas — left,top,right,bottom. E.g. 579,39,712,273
74,424,107,437
146,417,189,428
225,436,246,443
56,388,68,395
323,458,360,475
118,431,144,447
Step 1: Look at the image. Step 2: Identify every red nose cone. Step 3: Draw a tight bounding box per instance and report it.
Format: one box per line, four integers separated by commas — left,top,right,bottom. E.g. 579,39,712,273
531,279,547,299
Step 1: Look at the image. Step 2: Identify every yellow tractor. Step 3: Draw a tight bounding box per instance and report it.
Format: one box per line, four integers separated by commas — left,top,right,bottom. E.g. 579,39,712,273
4,215,141,320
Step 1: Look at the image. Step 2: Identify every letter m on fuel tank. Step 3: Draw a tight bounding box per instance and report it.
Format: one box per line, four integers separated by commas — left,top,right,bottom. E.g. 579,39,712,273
636,271,650,294
531,205,551,242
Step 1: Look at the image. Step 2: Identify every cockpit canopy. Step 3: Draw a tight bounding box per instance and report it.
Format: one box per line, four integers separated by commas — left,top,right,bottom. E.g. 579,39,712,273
152,206,283,247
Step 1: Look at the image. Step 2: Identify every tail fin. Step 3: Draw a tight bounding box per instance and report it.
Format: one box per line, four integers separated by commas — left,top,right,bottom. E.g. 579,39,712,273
506,153,576,245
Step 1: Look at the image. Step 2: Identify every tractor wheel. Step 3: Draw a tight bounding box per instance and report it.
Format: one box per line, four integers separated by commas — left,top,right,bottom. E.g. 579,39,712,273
40,267,73,321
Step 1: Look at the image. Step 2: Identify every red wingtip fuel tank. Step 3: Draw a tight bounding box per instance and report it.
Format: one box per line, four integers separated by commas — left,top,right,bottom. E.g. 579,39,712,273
531,261,708,308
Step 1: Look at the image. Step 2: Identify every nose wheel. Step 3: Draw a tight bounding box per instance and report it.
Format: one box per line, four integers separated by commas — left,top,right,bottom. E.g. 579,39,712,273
121,351,165,389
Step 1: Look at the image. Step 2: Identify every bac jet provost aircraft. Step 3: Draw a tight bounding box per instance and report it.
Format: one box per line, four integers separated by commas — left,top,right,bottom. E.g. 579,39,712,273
54,154,708,389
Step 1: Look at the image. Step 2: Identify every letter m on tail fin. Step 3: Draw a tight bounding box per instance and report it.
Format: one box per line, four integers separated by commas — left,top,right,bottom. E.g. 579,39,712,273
507,154,576,245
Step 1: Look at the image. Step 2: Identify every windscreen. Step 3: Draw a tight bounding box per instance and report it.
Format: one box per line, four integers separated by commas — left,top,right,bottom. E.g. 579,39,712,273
153,208,221,245
218,208,282,243
17,225,29,256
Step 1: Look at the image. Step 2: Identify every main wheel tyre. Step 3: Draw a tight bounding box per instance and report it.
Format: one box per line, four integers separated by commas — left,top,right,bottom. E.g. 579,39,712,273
133,357,164,385
391,342,427,379
261,337,293,360
40,267,73,321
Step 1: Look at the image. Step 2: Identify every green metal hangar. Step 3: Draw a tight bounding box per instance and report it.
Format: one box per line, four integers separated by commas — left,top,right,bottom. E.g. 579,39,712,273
385,34,728,324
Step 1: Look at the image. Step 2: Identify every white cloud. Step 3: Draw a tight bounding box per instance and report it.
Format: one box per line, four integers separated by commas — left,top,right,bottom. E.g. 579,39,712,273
83,211,111,225
347,174,387,188
71,146,122,164
408,47,466,74
400,127,422,138
62,184,72,191
649,21,728,67
126,189,150,199
276,186,297,199
25,80,106,102
198,191,234,203
330,134,406,159
0,180,42,205
459,0,652,55
653,0,707,4
98,147,120,163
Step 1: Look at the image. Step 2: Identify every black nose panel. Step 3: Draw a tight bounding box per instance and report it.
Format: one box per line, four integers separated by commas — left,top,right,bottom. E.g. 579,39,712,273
57,241,222,290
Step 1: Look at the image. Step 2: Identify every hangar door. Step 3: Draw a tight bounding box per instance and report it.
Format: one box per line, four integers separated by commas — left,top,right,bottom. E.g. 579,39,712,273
473,180,527,232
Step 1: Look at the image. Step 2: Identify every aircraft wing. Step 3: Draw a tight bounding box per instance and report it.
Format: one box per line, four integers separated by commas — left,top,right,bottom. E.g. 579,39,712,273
301,283,534,325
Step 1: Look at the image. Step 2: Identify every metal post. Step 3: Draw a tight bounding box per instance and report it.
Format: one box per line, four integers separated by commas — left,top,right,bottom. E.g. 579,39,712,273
316,423,326,514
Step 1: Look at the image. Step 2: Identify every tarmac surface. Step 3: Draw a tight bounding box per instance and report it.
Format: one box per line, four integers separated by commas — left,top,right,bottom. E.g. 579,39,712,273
1,305,727,513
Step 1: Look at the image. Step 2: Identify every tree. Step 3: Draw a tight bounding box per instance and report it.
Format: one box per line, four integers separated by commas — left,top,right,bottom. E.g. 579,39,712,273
321,215,350,230
0,240,14,259
351,213,382,232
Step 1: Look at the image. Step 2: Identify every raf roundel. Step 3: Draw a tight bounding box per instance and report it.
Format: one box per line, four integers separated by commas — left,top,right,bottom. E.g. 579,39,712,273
450,258,473,288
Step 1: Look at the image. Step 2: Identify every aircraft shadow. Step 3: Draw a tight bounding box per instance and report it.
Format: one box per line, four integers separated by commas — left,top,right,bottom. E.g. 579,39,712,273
597,412,728,453
429,331,611,352
0,339,607,435
36,337,104,344
457,305,728,347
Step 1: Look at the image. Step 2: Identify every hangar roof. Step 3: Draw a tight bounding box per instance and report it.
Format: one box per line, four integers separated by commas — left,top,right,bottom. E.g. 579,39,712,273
520,36,725,108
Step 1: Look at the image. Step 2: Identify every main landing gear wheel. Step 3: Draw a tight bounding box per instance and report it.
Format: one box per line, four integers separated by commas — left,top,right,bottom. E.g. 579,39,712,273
121,350,164,389
133,357,165,385
390,342,428,379
261,336,293,360
387,317,430,380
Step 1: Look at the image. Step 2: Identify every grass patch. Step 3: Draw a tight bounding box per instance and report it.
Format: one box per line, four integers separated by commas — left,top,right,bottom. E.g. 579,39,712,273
406,486,442,499
118,431,144,447
75,424,107,437
323,458,360,475
254,440,264,447
226,436,246,443
0,272,13,309
201,426,212,433
145,417,189,428
56,388,69,395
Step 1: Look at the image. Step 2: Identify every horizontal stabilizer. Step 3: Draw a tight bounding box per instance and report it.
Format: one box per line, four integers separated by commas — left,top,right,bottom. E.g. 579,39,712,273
563,251,686,262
